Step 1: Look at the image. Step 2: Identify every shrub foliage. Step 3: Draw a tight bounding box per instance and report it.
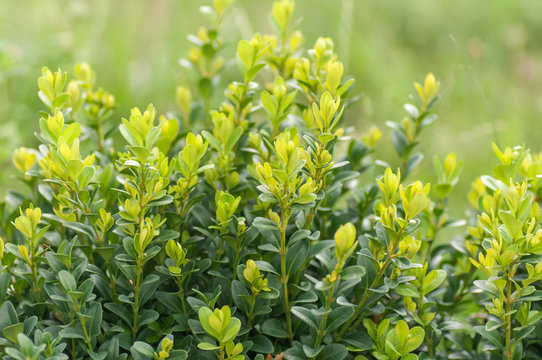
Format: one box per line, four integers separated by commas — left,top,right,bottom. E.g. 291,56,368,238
1,1,542,359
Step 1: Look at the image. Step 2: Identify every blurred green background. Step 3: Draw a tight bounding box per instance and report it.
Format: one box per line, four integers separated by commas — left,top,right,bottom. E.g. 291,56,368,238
1,0,541,214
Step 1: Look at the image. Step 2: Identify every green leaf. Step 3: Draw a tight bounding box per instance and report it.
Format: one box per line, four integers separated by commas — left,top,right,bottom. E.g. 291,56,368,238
261,90,276,115
0,301,19,329
498,211,523,238
67,159,84,181
58,270,77,291
289,229,311,245
23,316,37,337
291,306,318,330
434,184,452,198
317,344,348,360
395,320,409,346
221,317,241,343
403,326,424,353
59,327,85,339
63,122,81,143
2,323,24,343
404,153,423,178
390,129,408,156
341,265,366,282
254,260,278,275
260,318,289,338
231,280,250,313
138,309,159,327
246,63,266,82
422,270,446,295
16,333,43,356
62,221,94,238
512,326,535,346
78,166,95,188
493,164,516,184
128,146,151,161
395,283,419,298
343,331,372,351
198,307,218,339
284,347,306,360
286,239,309,275
88,302,102,337
226,127,243,152
198,342,220,350
473,325,504,350
119,124,140,147
326,306,354,332
0,273,10,303
198,78,213,98
139,274,160,306
38,76,55,101
201,130,221,151
96,246,115,262
250,334,274,354
296,193,317,204
53,93,70,108
473,280,499,297
145,127,161,148
131,341,155,360
405,193,429,219
303,344,323,358
68,291,84,302
104,303,133,326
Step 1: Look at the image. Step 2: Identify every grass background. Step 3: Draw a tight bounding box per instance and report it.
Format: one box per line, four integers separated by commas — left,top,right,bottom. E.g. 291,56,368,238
1,0,541,215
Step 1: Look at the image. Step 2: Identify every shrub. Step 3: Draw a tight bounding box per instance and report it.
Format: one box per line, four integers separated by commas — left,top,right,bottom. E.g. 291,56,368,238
1,0,542,359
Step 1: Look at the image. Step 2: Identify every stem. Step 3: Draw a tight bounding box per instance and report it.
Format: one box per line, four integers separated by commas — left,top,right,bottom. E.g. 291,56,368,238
305,207,316,230
335,230,403,341
77,312,93,351
450,266,476,308
176,171,195,236
421,198,446,264
311,282,336,357
400,113,423,179
30,262,40,301
132,254,143,341
175,277,188,315
426,333,434,358
105,260,118,298
91,209,119,297
203,95,211,127
71,194,95,264
504,265,513,360
417,284,434,357
29,179,38,205
234,76,251,128
280,27,287,56
243,291,257,341
321,213,328,239
232,246,241,282
216,235,225,263
335,259,387,340
29,243,41,302
304,146,325,230
71,339,77,359
228,247,242,306
132,164,147,341
279,206,294,341
96,116,104,152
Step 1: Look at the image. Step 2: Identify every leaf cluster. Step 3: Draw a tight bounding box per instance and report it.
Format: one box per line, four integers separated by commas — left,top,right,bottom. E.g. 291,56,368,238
1,1,542,360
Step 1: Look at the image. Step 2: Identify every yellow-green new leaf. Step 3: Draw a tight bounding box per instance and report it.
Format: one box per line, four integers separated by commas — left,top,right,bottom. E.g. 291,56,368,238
422,269,446,295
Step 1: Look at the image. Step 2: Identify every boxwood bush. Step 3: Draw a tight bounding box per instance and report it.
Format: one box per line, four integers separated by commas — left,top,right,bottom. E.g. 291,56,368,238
1,1,542,359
